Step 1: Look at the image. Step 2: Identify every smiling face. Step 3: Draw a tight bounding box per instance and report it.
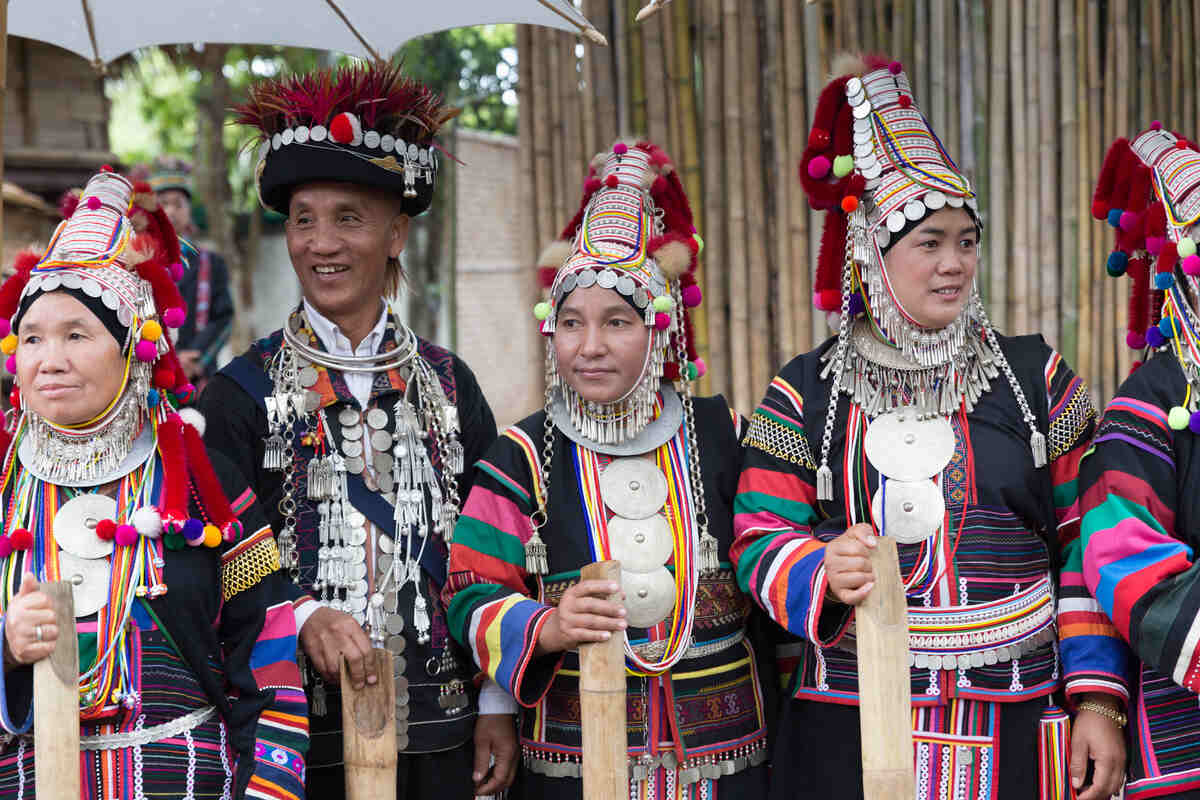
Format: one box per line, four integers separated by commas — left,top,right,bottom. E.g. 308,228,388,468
285,181,410,324
554,285,653,404
16,292,127,426
882,207,980,330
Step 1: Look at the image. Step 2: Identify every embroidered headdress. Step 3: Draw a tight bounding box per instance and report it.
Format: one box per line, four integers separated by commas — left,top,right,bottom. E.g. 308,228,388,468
1094,123,1200,431
234,60,457,216
799,55,1044,500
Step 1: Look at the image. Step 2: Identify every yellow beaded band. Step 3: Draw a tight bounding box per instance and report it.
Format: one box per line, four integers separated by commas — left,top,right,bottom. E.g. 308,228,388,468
221,530,281,602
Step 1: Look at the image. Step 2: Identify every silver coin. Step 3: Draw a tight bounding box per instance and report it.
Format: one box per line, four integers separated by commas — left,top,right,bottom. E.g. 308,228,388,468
599,458,669,520
366,408,389,429
346,527,367,546
53,494,117,560
607,514,673,573
395,676,409,693
298,366,319,388
345,457,365,475
384,592,399,613
377,554,394,575
342,425,363,441
58,552,111,618
304,391,322,413
338,408,361,426
395,700,410,720
396,733,409,751
596,269,618,288
370,430,393,452
346,595,368,614
348,579,369,597
341,439,363,458
347,562,368,582
870,478,945,544
576,269,597,288
378,474,395,494
621,567,676,628
386,613,406,635
845,76,863,96
387,633,407,654
395,689,410,705
347,511,366,528
863,406,955,481
378,535,395,554
852,100,872,119
348,545,366,562
373,453,394,473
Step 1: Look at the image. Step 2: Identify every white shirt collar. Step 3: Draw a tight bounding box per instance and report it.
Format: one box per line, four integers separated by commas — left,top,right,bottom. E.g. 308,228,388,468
302,298,389,358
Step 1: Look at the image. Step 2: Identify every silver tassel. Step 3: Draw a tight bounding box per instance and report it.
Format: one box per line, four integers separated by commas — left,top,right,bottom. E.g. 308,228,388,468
263,433,285,470
1030,431,1047,469
816,463,834,501
525,531,549,575
413,594,432,644
311,679,327,717
698,532,720,576
444,439,465,475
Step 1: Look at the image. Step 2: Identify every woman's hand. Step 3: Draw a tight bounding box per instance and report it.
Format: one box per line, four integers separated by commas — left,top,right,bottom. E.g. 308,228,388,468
823,523,878,606
1070,694,1127,800
536,579,626,654
4,573,58,668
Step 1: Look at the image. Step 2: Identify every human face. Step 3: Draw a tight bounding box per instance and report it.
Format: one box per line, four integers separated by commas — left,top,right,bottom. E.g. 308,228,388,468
554,286,652,404
285,182,410,324
157,189,192,237
882,207,980,330
16,292,126,426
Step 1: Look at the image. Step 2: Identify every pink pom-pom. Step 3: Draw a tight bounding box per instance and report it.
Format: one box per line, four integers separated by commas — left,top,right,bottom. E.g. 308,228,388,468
1150,120,1163,130
135,339,158,363
807,156,831,180
163,307,186,328
0,319,11,338
86,196,102,211
5,356,15,375
681,284,703,307
1147,236,1166,256
613,143,628,155
1119,210,1139,232
654,312,672,331
1126,330,1147,349
1183,254,1200,276
693,357,707,378
0,537,13,559
168,262,184,281
889,61,903,75
114,524,139,547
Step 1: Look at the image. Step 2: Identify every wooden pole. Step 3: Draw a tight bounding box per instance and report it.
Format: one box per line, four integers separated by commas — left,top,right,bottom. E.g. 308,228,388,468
783,0,812,355
0,0,8,255
1059,0,1079,365
722,0,751,413
741,0,771,396
641,7,668,144
341,649,397,800
857,538,915,799
579,560,626,800
1037,0,1057,345
1076,0,1093,393
803,2,825,343
628,0,647,135
699,0,728,394
532,27,556,250
766,0,794,365
1009,0,1029,334
33,582,79,800
1023,0,1041,332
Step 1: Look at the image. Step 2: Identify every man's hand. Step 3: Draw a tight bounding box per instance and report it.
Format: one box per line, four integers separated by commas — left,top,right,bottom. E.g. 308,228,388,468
1070,695,1127,800
536,579,626,655
299,605,376,689
823,523,878,605
472,713,518,795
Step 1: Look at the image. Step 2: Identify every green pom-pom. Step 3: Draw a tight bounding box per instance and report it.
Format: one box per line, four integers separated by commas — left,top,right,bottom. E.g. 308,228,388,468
832,154,855,178
693,233,705,255
1169,405,1190,430
685,362,699,381
533,301,552,321
652,295,674,312
164,532,186,551
1180,237,1198,258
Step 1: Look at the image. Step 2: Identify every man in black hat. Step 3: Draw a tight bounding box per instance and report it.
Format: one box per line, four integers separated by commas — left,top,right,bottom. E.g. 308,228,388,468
200,62,517,799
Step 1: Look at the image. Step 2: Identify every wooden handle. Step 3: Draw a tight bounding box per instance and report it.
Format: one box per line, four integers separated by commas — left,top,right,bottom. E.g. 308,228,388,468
579,560,627,800
856,538,915,800
341,648,397,800
34,581,80,800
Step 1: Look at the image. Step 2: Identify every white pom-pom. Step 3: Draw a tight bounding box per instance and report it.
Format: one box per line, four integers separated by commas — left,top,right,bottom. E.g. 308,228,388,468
132,507,163,538
178,407,206,437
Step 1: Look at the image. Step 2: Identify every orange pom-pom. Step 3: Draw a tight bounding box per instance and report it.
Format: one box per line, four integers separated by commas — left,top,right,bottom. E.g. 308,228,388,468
841,195,859,212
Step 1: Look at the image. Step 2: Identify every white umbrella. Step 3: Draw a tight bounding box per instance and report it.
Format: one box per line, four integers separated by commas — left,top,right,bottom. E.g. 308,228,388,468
8,0,604,65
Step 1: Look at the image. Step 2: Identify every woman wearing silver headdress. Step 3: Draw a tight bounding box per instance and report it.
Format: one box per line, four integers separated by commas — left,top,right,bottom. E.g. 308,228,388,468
446,141,771,799
731,55,1127,799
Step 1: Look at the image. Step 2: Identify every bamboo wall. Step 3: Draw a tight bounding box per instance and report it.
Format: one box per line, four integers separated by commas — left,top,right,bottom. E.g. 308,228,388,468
517,1,1200,412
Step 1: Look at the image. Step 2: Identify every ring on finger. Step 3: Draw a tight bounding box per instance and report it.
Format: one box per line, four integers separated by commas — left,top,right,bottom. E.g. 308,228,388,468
34,625,43,642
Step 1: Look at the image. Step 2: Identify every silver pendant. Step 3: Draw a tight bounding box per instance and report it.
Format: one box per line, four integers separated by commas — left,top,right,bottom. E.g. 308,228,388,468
620,567,676,628
599,458,669,520
607,514,673,572
870,479,945,544
863,406,955,481
57,552,111,618
52,494,116,560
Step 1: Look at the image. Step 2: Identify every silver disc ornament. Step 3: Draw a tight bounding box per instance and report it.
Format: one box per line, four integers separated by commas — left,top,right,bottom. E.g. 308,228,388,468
57,552,112,618
863,405,954,482
600,458,669,519
53,494,117,560
607,515,674,573
621,568,676,628
870,478,946,544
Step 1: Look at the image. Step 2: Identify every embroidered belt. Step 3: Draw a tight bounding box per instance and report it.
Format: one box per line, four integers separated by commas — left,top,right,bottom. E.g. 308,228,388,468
629,630,745,663
79,705,216,751
522,737,768,784
838,576,1056,669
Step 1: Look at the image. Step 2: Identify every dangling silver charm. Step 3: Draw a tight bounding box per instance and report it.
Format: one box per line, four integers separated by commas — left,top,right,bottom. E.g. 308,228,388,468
1030,431,1047,469
524,531,549,575
413,594,431,645
816,463,835,502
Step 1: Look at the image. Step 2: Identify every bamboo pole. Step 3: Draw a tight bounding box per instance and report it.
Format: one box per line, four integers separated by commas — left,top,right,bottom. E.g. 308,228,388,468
1114,0,1132,382
700,0,729,394
578,561,627,800
660,5,682,157
1182,2,1194,139
641,7,668,144
1009,0,1029,334
1172,1,1183,125
33,582,79,800
546,31,567,223
613,0,631,135
1022,0,1041,333
628,0,646,135
518,25,538,249
580,0,600,158
1100,4,1117,397
341,649,397,800
722,0,751,413
741,0,771,399
1077,0,1094,394
891,0,907,59
764,0,793,367
986,3,1009,328
914,0,929,110
1058,0,1079,365
1087,0,1102,393
532,27,556,254
561,31,583,212
1194,0,1200,136
804,2,826,343
929,0,949,151
1037,0,1057,345
783,0,812,355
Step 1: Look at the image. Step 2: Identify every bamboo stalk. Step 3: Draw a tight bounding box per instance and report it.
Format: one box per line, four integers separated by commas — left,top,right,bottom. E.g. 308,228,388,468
628,0,647,135
342,650,397,800
722,0,751,413
580,0,601,158
613,0,631,135
1058,0,1079,366
1114,0,1131,384
1038,0,1057,344
518,25,538,248
1137,3,1150,125
578,561,627,800
1076,0,1094,394
1087,0,1102,393
1099,3,1118,397
929,0,949,152
640,4,668,142
1022,0,1041,334
1009,0,1029,334
765,0,794,365
700,0,729,394
532,27,556,254
987,0,1009,329
1149,0,1163,120
561,31,583,213
546,32,567,223
741,0,771,400
1195,0,1200,136
1172,1,1184,124
874,0,888,50
1182,1,1194,139
804,1,826,342
914,0,929,109
660,4,682,156
783,0,812,354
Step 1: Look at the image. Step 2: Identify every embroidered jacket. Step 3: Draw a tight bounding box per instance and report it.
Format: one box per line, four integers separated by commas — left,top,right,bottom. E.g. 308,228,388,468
1079,351,1200,797
446,396,771,779
732,334,1129,707
201,314,497,758
0,450,308,800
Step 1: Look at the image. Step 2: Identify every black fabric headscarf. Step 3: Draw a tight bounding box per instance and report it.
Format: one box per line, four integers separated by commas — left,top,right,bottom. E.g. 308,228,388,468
13,287,128,348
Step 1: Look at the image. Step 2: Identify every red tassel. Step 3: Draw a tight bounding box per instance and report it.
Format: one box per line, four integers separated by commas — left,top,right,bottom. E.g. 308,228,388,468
181,422,238,540
157,416,190,532
1128,258,1150,335
0,251,39,322
1158,240,1179,276
800,78,853,211
814,211,848,310
1092,138,1130,219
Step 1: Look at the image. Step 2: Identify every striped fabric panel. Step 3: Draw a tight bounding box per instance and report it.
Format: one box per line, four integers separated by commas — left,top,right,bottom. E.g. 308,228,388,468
249,601,302,690
461,587,554,706
245,690,307,800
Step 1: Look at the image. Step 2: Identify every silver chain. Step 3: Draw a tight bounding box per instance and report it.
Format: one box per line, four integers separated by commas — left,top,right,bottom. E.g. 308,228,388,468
815,222,858,499
973,296,1047,467
671,282,710,539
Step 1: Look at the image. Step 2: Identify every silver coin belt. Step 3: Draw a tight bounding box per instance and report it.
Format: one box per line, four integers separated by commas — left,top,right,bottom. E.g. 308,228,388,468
522,738,768,784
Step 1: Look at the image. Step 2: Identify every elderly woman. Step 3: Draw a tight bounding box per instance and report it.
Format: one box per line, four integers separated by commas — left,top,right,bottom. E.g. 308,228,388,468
730,56,1127,800
446,141,770,800
0,171,307,799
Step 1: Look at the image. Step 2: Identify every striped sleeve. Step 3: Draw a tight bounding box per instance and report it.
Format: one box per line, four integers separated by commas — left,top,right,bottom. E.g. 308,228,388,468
446,425,560,707
1045,353,1131,701
731,374,848,645
243,601,308,800
1080,373,1200,692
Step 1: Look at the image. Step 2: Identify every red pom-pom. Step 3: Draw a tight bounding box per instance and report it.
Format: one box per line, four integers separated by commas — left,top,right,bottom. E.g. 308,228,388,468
86,196,102,211
889,61,903,74
153,365,176,389
1147,236,1166,256
1126,330,1147,349
584,178,602,194
613,142,628,155
163,307,186,328
808,128,830,149
898,95,913,108
681,284,703,307
807,156,832,180
7,386,18,410
0,319,9,338
604,174,619,188
1131,360,1143,373
841,195,859,212
651,175,669,195
329,112,360,145
1119,210,1139,231
95,518,117,541
662,362,681,381
814,289,842,311
538,266,558,288
100,164,113,173
1177,141,1189,149
9,529,32,550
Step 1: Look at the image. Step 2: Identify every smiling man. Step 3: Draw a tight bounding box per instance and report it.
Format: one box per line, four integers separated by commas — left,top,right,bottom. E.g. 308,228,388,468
197,62,516,800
